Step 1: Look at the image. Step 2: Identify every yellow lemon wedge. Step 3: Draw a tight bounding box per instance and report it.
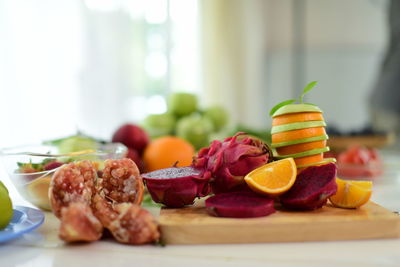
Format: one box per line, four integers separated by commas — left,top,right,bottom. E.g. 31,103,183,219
244,158,297,197
329,178,372,209
27,175,52,210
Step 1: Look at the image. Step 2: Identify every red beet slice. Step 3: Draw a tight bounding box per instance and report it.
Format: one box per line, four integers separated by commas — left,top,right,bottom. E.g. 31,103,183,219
280,163,337,210
142,167,210,208
205,191,275,218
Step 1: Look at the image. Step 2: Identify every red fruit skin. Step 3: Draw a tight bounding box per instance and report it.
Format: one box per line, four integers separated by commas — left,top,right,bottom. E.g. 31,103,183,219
280,163,338,210
44,161,64,171
193,132,271,194
142,167,211,208
59,202,103,242
126,148,145,173
112,124,149,155
205,191,275,218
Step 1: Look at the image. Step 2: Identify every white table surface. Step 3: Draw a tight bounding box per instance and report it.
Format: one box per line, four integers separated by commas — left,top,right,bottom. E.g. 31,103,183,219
1,151,400,267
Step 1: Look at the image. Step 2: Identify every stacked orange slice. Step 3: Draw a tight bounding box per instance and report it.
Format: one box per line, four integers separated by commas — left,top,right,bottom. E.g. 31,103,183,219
271,104,336,170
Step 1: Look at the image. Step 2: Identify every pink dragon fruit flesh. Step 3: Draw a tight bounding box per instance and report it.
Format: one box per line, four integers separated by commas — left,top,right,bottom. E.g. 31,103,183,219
142,166,210,208
205,191,276,218
193,132,272,194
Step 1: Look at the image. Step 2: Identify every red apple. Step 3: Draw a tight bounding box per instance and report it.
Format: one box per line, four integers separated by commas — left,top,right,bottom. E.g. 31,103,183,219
112,124,149,154
126,148,145,173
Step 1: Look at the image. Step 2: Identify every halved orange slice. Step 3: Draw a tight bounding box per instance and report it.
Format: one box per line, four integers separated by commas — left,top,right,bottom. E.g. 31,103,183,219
276,140,327,156
244,158,297,196
272,112,324,126
272,127,326,144
329,178,372,209
294,153,324,166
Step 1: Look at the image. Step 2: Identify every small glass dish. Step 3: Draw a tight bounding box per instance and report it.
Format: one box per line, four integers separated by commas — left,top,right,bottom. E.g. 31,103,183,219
336,161,383,180
0,143,127,210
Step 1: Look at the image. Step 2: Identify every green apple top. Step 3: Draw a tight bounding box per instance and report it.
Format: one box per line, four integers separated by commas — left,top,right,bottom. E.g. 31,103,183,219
272,104,322,117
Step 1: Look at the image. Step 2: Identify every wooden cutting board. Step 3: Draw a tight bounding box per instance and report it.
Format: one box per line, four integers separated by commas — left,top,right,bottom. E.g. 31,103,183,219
159,202,400,244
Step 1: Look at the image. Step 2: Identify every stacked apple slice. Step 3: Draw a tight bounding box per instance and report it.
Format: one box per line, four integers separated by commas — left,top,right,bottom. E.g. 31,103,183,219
271,103,336,170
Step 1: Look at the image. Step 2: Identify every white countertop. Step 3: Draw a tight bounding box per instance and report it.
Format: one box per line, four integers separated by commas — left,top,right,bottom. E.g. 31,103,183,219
1,151,400,267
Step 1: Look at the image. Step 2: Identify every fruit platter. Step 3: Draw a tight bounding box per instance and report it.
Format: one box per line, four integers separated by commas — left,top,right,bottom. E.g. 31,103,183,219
0,82,399,246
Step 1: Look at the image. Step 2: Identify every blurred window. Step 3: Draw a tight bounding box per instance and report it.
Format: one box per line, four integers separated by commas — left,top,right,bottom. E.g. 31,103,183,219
0,0,200,144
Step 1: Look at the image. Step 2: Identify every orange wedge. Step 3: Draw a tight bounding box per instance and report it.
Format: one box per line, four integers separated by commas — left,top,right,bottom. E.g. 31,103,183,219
244,158,297,196
329,178,372,209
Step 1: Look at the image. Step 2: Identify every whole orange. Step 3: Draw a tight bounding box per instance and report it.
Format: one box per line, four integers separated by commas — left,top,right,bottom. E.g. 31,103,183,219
143,136,195,172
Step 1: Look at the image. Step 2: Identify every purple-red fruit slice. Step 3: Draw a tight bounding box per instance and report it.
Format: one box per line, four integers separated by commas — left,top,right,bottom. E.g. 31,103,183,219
280,163,337,210
142,167,210,208
205,191,275,218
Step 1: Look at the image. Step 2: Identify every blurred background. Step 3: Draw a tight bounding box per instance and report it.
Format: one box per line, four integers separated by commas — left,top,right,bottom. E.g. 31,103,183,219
0,0,393,146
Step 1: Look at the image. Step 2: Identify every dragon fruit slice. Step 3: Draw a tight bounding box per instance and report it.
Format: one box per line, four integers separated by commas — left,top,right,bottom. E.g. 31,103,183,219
193,132,272,194
142,167,210,208
205,191,275,218
280,163,338,210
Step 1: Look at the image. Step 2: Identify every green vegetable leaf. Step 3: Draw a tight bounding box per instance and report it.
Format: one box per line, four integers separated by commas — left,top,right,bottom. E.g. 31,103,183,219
31,163,43,170
300,81,318,103
269,99,297,117
142,193,162,208
154,239,166,247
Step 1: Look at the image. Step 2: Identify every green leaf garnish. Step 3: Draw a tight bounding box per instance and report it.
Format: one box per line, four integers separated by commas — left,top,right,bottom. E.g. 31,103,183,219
269,80,319,118
300,81,317,103
17,158,55,173
269,99,297,117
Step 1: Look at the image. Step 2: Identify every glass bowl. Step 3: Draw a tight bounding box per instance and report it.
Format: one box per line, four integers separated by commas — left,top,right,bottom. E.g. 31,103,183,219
336,161,383,180
0,143,127,210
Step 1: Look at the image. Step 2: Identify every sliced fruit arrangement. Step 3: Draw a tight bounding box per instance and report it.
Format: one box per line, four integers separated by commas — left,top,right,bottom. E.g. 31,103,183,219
244,158,297,197
136,82,374,219
329,178,372,209
270,81,335,170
